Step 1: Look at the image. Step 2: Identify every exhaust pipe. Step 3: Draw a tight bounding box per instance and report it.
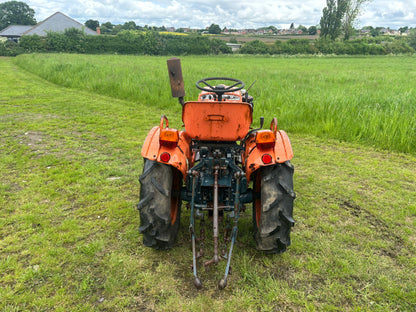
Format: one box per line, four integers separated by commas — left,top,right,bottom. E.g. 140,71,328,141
167,57,185,106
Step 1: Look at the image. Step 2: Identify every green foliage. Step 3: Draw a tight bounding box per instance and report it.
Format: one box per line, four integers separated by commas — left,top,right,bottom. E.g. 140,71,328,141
208,23,221,34
308,26,318,35
0,1,36,30
409,29,416,50
238,36,415,55
100,21,114,34
342,0,372,40
239,40,270,54
84,19,99,31
62,28,86,53
209,38,232,54
0,39,23,55
45,31,66,52
271,39,317,54
18,34,45,52
3,30,232,56
45,28,88,53
320,0,350,40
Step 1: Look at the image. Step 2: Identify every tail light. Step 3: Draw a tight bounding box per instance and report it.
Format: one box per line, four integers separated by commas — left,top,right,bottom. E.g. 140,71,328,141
261,154,273,164
255,130,276,150
160,152,171,162
159,128,179,148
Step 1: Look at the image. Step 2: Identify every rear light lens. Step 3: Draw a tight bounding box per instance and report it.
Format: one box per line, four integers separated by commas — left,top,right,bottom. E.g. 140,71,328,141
160,152,171,162
255,130,276,150
261,154,273,164
159,129,179,148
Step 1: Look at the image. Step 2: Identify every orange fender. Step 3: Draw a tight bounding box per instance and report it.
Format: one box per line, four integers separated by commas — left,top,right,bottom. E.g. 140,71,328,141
244,130,293,182
141,126,192,179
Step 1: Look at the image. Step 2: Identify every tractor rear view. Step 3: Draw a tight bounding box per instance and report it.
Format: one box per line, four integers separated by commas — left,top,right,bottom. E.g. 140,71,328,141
137,58,295,289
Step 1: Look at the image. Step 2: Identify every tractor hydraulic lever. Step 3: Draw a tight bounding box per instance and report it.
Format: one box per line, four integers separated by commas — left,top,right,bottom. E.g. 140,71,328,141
204,166,221,267
189,170,203,289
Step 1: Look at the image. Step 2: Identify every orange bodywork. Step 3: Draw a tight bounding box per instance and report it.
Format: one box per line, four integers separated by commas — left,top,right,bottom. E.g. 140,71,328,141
141,125,192,179
182,91,252,141
243,129,293,182
141,91,293,181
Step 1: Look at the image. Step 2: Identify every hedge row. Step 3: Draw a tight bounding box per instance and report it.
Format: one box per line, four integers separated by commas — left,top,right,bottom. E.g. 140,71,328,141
1,28,415,56
239,37,415,55
0,29,232,56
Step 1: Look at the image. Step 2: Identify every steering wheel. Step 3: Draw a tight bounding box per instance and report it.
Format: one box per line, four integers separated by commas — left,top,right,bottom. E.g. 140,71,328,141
196,77,245,101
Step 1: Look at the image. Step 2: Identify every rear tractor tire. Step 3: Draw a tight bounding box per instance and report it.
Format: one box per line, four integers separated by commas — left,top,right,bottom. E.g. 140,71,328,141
253,161,296,254
137,159,182,249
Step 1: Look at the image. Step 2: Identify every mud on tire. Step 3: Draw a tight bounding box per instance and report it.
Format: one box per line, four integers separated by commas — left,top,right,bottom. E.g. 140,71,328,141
253,161,296,254
137,159,182,249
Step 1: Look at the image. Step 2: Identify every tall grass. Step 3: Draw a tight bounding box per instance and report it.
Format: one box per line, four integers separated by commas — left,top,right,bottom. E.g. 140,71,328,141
14,54,416,154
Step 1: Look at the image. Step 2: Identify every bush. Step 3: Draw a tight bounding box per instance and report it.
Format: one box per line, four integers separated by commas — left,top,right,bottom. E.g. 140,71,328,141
19,34,46,52
409,29,416,50
239,40,270,54
0,40,24,56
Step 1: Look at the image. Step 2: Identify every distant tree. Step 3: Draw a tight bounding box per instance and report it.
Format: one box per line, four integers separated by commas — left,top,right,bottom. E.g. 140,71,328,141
268,25,277,33
408,29,416,50
208,23,221,34
0,1,36,30
100,22,113,34
297,25,308,34
370,27,381,37
399,26,408,34
112,25,123,35
290,23,295,29
320,0,348,40
85,19,99,31
308,26,318,35
122,21,137,30
341,0,372,40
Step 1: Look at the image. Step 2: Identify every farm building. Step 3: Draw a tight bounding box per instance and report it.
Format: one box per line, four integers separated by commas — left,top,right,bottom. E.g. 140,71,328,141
0,12,98,41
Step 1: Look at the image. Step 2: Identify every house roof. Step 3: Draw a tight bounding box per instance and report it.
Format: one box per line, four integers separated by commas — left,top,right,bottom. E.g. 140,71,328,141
23,12,97,36
0,25,33,37
0,12,97,38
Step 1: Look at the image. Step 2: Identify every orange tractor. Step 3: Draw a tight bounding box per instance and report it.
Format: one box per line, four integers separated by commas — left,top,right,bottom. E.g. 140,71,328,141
138,58,295,289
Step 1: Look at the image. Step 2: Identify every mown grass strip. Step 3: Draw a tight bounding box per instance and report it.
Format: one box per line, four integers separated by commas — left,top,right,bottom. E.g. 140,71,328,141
1,56,416,311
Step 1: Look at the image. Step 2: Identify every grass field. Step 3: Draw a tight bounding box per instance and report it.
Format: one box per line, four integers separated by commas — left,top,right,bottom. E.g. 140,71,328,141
1,55,416,311
13,54,416,154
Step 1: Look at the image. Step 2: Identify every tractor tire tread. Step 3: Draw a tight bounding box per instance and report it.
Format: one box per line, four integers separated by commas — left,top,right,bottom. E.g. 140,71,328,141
253,161,295,254
138,159,181,250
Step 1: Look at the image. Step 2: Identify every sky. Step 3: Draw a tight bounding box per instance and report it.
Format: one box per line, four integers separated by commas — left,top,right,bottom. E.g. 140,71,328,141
3,0,416,29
